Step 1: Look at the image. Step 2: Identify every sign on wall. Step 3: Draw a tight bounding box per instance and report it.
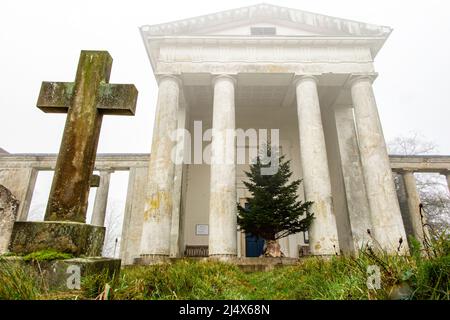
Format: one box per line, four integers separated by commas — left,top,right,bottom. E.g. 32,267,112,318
196,224,209,236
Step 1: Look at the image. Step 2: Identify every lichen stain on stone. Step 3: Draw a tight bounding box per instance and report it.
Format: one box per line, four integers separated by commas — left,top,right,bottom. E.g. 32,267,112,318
265,64,289,73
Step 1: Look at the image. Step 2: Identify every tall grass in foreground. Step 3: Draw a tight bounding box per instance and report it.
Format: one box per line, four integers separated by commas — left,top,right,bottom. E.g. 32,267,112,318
1,232,448,300
0,258,40,300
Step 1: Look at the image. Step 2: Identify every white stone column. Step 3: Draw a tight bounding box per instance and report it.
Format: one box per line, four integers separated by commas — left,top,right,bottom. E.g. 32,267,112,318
334,105,372,251
91,169,113,227
169,93,188,258
443,170,450,193
209,74,237,258
350,75,408,254
120,166,148,265
295,75,340,255
140,75,180,260
401,170,425,242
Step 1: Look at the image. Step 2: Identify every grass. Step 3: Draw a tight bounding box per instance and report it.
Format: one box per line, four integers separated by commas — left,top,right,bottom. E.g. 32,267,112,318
22,249,74,262
0,258,40,300
1,234,448,300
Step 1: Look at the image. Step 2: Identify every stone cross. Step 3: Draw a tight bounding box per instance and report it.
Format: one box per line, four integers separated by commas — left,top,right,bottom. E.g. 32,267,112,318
37,50,138,223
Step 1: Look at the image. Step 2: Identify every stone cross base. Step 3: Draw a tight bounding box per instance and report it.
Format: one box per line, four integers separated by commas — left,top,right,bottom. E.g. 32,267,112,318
9,221,105,257
1,256,120,292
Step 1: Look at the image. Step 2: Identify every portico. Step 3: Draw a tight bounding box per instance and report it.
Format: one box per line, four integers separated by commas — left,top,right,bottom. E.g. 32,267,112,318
137,3,409,260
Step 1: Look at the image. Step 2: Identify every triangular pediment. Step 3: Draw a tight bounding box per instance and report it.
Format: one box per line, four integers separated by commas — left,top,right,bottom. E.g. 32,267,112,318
141,3,391,38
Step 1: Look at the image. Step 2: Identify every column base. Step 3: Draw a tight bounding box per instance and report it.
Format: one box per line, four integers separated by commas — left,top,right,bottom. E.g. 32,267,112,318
9,221,105,257
134,254,170,265
208,254,237,263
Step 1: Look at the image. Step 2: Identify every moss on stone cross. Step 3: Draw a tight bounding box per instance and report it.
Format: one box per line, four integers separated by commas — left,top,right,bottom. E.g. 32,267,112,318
36,51,138,223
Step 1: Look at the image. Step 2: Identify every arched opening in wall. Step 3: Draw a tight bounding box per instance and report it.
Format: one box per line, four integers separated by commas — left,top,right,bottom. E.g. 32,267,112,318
102,170,129,258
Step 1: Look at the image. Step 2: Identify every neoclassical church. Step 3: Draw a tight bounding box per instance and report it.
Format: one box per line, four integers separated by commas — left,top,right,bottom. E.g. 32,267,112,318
138,3,405,262
2,4,449,265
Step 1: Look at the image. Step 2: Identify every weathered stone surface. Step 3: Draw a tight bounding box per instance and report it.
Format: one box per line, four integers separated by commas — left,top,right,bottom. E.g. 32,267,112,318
120,167,147,265
351,76,408,254
0,185,19,253
295,75,340,256
9,221,105,256
0,168,37,221
209,75,237,258
91,170,112,226
401,171,425,243
1,256,120,292
140,75,180,258
37,50,138,223
334,106,372,252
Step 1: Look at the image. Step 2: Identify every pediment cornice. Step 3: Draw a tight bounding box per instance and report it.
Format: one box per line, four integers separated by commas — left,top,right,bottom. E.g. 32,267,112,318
141,3,392,38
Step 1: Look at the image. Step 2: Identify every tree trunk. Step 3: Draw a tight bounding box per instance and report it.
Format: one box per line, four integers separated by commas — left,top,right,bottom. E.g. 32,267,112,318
264,240,283,257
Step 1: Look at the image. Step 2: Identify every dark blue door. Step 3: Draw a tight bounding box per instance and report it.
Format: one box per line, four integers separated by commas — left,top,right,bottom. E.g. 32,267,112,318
246,234,265,257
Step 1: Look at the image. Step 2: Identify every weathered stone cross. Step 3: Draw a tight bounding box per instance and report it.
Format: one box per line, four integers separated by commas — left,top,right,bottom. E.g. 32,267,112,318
37,50,138,223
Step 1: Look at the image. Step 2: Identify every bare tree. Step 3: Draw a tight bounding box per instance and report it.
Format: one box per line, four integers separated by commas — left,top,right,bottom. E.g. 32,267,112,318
388,131,439,156
388,131,450,233
102,201,124,258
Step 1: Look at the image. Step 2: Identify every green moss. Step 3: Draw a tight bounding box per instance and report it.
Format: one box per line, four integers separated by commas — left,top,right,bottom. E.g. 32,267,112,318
23,249,73,262
0,252,17,257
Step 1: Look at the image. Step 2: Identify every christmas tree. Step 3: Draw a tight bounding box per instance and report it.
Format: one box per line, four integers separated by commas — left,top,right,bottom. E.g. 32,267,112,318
237,146,314,257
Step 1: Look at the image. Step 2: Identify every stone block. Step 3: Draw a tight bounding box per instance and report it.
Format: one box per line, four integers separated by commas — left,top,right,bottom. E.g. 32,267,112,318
0,185,19,253
9,221,105,257
1,256,121,292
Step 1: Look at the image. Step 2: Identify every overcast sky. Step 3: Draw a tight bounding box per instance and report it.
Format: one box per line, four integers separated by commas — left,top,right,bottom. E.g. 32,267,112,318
1,1,449,242
1,0,449,155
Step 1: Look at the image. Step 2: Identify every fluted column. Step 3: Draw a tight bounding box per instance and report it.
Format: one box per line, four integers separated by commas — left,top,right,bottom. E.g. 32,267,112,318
209,74,237,258
401,170,425,242
91,169,113,227
350,75,408,254
295,75,340,255
140,75,181,260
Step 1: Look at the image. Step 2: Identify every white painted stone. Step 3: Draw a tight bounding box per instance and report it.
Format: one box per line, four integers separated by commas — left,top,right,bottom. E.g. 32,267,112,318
0,185,19,253
0,168,37,221
120,166,148,265
351,76,408,254
140,75,180,258
401,171,425,243
169,93,189,258
445,171,450,193
91,170,113,227
334,106,372,251
295,75,340,255
209,75,237,257
321,104,354,254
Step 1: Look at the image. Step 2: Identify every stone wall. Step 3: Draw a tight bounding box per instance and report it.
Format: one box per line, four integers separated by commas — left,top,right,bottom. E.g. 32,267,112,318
0,184,19,253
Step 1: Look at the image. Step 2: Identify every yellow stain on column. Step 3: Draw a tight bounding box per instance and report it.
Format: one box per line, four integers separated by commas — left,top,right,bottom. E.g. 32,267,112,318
143,191,171,222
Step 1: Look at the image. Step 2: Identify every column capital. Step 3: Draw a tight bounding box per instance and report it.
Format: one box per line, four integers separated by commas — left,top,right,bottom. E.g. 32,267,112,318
211,74,237,86
98,168,115,174
156,74,182,86
293,74,320,87
347,73,378,87
396,168,416,175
